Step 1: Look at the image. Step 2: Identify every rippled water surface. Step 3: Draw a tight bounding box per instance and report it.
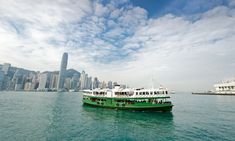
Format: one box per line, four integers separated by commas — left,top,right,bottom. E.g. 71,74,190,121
0,92,235,141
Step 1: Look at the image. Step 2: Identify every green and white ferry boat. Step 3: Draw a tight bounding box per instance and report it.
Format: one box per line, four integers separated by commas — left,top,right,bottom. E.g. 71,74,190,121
82,85,173,111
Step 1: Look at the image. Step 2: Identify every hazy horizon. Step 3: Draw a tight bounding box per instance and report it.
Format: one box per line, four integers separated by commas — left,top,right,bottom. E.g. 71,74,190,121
1,0,235,91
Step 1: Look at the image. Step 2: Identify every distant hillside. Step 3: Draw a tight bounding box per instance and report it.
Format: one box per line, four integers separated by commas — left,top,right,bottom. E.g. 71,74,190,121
66,69,81,78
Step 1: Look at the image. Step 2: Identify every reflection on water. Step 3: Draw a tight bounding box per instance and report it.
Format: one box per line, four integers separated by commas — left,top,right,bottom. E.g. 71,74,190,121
45,93,64,141
45,93,84,141
82,104,174,122
82,105,174,140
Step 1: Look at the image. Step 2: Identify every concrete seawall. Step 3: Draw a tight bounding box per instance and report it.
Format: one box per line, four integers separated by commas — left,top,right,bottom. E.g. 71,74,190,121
192,92,235,96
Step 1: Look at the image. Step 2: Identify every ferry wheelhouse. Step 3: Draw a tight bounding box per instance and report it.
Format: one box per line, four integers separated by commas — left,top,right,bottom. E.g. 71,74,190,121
82,85,173,111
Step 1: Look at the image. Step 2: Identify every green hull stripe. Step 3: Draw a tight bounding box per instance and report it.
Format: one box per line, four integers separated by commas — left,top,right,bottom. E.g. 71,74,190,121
82,96,173,111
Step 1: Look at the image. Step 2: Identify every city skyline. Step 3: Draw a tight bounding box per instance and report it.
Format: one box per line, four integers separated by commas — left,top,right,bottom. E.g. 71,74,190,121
0,0,235,91
0,60,120,91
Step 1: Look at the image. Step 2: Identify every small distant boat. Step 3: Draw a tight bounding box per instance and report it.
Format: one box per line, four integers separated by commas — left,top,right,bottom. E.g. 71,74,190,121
82,85,173,111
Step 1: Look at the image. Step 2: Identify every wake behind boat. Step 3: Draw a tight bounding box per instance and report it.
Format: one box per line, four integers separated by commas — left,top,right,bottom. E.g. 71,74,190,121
82,85,173,111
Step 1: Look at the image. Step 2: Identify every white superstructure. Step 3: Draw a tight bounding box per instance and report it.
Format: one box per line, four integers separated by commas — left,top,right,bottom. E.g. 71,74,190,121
82,85,169,98
214,79,235,94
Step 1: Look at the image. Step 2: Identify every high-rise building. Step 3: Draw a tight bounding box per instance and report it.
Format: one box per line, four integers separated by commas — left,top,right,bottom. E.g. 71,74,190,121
13,69,23,91
87,77,92,89
24,82,32,91
50,74,58,90
2,63,11,75
3,76,12,90
31,73,39,90
71,73,79,90
64,77,71,90
93,77,99,89
79,71,94,90
101,81,106,89
0,70,4,90
84,74,88,89
38,73,48,91
98,81,102,89
57,52,68,91
107,81,112,89
79,70,87,90
23,75,32,91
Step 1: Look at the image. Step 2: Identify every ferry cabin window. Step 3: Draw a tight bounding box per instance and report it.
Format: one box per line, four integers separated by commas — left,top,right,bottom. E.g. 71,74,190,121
140,92,142,95
150,91,153,95
143,92,146,95
154,91,157,95
136,92,138,95
146,92,149,95
165,91,168,94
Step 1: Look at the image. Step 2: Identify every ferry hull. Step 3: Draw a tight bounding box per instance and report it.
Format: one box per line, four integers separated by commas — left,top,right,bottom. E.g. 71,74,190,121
83,98,173,112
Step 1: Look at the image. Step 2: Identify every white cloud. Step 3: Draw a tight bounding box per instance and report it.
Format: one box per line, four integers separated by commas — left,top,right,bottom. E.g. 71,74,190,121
0,0,235,91
94,2,108,17
103,5,235,91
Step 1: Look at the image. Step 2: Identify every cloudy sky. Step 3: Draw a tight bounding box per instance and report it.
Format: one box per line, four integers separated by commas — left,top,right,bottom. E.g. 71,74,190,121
0,0,235,91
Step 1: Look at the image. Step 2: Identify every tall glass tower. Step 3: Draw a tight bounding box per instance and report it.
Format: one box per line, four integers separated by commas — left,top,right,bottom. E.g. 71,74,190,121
57,52,68,91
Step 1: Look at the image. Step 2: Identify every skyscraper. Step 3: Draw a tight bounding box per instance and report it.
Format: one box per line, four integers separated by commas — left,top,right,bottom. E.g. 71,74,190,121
0,70,4,90
64,77,71,90
79,70,86,90
71,73,79,90
107,81,112,89
38,73,48,91
101,81,106,89
50,74,58,90
57,52,68,91
93,77,99,89
87,77,92,89
2,63,11,75
13,69,23,91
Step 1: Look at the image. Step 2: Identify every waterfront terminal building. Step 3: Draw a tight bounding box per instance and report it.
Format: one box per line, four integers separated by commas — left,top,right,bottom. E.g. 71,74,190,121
214,80,235,94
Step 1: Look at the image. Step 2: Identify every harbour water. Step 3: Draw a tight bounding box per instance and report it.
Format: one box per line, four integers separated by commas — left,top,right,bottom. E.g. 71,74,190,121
0,92,234,141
